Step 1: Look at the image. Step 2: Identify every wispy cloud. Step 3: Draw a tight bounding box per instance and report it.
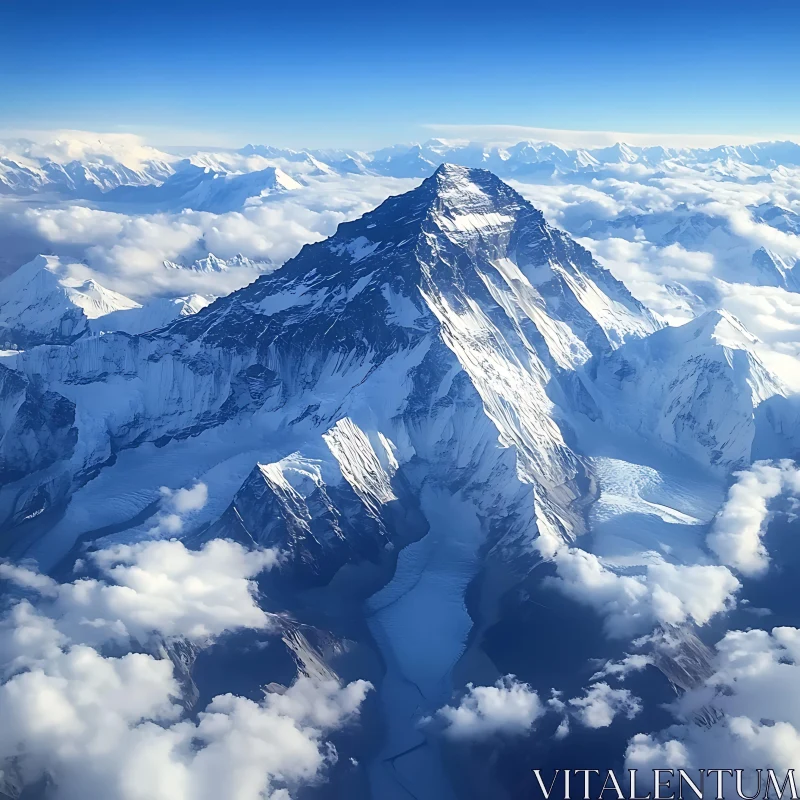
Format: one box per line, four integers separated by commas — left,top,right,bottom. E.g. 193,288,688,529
423,124,800,149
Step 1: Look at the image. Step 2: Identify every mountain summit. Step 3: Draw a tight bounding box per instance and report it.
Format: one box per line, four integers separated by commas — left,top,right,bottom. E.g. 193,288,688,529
0,255,140,348
193,163,659,357
2,164,658,555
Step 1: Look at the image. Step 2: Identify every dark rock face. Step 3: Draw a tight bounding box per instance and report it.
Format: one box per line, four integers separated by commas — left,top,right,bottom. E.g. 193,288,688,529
0,364,77,485
198,461,391,586
0,306,89,349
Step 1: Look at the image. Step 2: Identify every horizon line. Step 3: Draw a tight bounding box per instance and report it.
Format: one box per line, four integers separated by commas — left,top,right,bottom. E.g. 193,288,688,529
4,125,800,154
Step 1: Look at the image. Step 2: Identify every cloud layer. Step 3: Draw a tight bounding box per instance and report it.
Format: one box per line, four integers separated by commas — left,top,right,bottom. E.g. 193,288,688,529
0,538,370,799
544,545,740,638
3,173,418,300
567,682,642,729
1,538,279,651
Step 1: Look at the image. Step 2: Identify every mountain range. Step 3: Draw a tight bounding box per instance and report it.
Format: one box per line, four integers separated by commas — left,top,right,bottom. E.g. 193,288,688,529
0,165,798,799
5,137,800,200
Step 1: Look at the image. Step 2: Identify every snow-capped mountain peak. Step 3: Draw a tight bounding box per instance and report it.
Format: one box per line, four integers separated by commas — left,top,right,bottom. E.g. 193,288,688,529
684,308,760,349
749,247,799,290
596,309,787,468
106,162,301,212
0,165,664,555
61,278,141,319
0,255,140,347
163,252,274,273
590,142,639,164
226,163,660,361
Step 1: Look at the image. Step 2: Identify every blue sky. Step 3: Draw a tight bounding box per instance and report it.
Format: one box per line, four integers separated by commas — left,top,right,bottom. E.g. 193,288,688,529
2,0,800,148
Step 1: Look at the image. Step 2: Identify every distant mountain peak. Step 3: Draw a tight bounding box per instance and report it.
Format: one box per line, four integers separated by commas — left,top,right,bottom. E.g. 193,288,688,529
749,247,799,290
163,252,275,273
597,308,786,468
0,255,139,347
684,308,758,346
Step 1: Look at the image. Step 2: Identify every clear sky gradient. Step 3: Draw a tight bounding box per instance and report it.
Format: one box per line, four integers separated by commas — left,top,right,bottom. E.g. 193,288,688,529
2,0,800,149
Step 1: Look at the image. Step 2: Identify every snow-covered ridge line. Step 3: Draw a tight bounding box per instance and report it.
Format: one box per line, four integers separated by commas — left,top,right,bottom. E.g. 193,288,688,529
6,135,800,197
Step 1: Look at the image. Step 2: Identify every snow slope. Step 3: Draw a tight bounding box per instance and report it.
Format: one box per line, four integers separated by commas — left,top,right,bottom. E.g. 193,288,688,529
0,255,140,347
90,294,212,335
106,162,301,211
594,309,788,469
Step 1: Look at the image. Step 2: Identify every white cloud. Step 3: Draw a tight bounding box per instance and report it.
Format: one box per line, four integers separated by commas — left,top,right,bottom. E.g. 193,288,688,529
263,675,373,730
625,735,693,771
707,201,800,261
0,130,175,170
719,281,800,367
707,460,800,576
8,173,417,301
0,537,370,799
1,538,279,651
544,545,740,638
145,481,210,536
0,563,60,596
626,626,800,779
510,182,626,230
590,653,653,682
168,482,209,513
0,652,371,800
577,236,716,324
430,675,544,740
568,682,642,729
